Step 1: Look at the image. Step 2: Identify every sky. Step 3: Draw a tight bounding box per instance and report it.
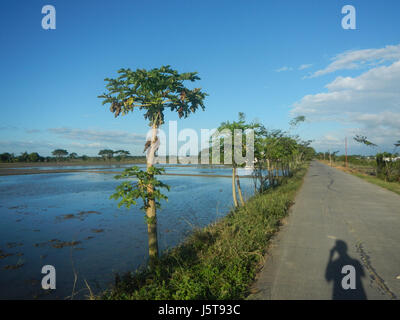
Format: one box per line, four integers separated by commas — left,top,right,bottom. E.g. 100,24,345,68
0,0,399,156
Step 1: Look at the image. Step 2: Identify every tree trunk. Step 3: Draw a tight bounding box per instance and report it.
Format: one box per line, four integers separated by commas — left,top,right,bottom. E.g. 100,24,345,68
236,174,245,206
266,158,271,190
272,163,277,186
232,167,238,208
146,124,159,266
146,198,158,266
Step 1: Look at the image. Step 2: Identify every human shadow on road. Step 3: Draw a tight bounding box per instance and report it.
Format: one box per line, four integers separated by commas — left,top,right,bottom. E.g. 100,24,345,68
325,240,367,300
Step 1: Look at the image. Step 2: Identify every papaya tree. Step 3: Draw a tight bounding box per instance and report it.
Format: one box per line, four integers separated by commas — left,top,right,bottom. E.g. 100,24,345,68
110,166,170,266
99,65,207,264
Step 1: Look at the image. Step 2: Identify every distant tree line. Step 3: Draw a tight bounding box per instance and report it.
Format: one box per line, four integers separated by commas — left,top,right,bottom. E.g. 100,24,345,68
0,149,145,163
316,153,377,166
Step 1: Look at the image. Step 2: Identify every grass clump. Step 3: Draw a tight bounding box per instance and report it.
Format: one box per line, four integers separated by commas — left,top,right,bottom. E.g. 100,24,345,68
100,165,309,300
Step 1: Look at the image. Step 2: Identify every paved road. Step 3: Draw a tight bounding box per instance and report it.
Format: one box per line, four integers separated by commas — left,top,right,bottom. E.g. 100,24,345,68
250,161,400,300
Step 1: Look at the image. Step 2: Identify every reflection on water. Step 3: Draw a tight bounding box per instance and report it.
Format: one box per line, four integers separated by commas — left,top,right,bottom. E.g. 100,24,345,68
0,166,254,299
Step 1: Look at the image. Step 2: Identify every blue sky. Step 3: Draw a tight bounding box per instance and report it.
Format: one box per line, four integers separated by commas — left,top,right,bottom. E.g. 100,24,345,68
1,0,399,156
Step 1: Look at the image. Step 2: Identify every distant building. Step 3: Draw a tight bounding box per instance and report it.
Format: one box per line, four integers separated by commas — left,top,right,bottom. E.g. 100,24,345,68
383,156,400,162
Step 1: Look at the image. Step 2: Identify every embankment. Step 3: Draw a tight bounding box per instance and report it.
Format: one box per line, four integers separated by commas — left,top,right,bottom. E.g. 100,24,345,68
100,164,309,300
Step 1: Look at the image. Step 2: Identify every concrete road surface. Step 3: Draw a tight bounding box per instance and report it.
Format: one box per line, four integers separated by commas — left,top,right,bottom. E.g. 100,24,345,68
250,161,400,300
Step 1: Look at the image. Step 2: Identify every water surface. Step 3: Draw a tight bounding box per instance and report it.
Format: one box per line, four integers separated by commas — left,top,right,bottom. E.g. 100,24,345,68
0,166,254,299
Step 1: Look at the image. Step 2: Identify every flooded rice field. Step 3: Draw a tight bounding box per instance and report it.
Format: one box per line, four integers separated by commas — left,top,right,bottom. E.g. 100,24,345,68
0,165,254,299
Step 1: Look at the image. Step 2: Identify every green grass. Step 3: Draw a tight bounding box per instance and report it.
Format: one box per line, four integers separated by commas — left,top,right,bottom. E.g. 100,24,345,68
99,164,309,300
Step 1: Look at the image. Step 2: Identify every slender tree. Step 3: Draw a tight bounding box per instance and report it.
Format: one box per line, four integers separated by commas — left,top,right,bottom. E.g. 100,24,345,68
99,65,207,264
213,113,257,207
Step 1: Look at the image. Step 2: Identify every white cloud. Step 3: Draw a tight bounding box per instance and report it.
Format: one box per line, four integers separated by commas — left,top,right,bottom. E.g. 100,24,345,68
292,60,400,117
0,140,55,149
298,64,312,70
275,66,293,72
275,64,312,73
26,129,41,134
311,134,343,150
0,128,148,156
312,125,400,154
44,127,148,155
48,127,147,145
70,142,103,148
0,125,18,130
291,58,400,151
0,140,57,156
309,44,400,78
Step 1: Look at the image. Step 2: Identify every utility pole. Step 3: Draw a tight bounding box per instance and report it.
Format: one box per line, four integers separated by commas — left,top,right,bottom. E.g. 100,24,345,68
345,137,348,168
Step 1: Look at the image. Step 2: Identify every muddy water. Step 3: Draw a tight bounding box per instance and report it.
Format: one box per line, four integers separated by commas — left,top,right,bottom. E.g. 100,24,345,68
0,165,254,299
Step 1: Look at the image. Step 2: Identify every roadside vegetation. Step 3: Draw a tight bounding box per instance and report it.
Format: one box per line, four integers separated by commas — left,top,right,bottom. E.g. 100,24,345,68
317,136,400,194
316,153,376,175
319,158,400,196
100,163,309,300
351,135,400,182
252,115,313,193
